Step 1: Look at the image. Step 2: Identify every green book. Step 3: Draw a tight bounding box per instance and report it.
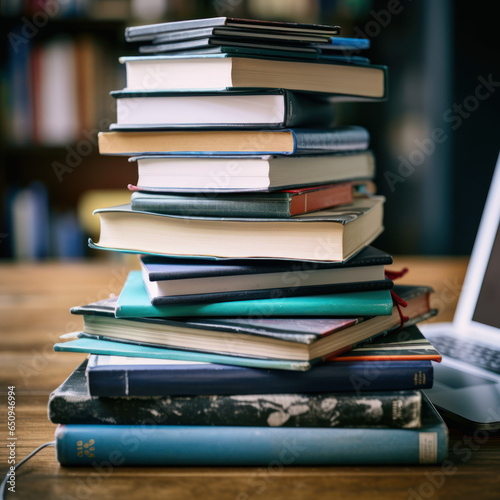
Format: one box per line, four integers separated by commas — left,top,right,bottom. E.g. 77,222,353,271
115,270,394,318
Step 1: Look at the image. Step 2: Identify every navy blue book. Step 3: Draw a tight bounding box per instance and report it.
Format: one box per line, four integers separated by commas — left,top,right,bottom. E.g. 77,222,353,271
86,354,433,397
54,393,448,465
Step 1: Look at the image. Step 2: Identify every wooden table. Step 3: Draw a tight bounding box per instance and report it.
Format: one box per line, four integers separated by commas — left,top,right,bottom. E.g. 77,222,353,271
1,257,500,500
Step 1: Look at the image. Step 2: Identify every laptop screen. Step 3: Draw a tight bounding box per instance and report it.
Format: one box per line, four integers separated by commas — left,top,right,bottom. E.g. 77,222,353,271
472,221,500,329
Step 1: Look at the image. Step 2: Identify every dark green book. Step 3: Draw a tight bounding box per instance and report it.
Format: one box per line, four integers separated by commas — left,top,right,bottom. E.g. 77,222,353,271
130,182,359,218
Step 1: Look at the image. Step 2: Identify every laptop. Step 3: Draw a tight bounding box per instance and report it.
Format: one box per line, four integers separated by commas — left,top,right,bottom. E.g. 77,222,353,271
420,151,500,432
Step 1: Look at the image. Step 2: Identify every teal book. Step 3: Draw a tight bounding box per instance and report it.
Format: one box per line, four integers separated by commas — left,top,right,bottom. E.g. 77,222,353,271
115,270,394,318
53,338,315,371
54,392,448,465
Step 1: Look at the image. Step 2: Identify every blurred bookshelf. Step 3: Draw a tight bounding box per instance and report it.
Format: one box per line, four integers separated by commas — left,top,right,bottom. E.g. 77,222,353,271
1,0,498,260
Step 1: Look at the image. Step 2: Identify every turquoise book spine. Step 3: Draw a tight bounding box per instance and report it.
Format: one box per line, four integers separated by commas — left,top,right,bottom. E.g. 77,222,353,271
115,271,393,318
54,395,448,466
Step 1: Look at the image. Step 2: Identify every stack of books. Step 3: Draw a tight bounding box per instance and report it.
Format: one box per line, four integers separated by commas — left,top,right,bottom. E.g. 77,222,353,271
50,16,448,466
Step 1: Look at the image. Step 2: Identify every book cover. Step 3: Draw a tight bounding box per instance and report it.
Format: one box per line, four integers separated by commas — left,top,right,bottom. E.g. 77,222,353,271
53,338,316,371
49,359,422,428
128,150,375,193
89,196,385,262
119,54,387,99
125,18,341,42
54,393,448,466
97,126,370,156
86,353,434,397
140,246,393,281
129,182,356,218
114,270,394,317
109,89,336,130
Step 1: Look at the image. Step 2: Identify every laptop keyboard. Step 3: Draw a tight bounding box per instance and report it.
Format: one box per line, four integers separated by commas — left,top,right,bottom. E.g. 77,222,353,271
432,335,500,375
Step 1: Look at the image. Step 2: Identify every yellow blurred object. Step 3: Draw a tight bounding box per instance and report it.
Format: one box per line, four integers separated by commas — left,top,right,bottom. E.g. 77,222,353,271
77,189,131,240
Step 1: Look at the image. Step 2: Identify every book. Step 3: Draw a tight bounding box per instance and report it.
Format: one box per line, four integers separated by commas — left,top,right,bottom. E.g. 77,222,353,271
97,126,370,156
109,89,335,130
138,246,393,304
119,54,387,99
130,182,362,218
89,196,385,262
127,151,375,193
124,18,341,43
64,285,431,364
85,353,434,397
115,269,394,316
53,338,316,371
145,26,341,45
136,38,369,59
49,359,422,428
334,324,443,362
54,393,448,465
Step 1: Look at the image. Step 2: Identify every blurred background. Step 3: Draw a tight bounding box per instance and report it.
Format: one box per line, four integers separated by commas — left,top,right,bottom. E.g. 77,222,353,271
0,0,498,260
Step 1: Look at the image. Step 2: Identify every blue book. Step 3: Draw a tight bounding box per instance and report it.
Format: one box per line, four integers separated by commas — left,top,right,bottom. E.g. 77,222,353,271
115,270,394,318
54,393,448,465
86,354,433,397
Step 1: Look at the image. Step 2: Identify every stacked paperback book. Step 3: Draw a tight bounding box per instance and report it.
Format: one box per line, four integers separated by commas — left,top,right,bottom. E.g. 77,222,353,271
50,16,448,465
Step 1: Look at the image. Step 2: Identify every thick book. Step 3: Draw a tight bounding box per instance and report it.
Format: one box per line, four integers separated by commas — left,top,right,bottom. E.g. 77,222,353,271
54,393,448,465
64,285,431,363
130,182,358,218
115,269,394,316
124,18,341,43
89,196,385,262
119,54,387,99
127,150,375,193
138,245,393,304
109,89,335,130
86,353,434,397
49,359,422,428
97,126,370,156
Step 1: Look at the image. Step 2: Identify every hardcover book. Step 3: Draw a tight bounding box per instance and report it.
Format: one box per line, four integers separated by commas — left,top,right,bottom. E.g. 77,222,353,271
119,54,387,99
130,182,358,218
49,359,422,428
89,196,385,262
109,89,336,130
97,126,370,156
54,393,448,465
115,269,394,316
85,341,435,397
138,245,393,304
127,150,375,193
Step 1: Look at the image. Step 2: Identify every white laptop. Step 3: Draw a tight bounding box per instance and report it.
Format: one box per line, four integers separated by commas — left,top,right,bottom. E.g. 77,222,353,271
421,150,500,431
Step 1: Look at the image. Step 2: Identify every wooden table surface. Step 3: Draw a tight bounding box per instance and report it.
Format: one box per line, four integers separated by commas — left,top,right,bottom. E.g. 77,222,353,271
1,257,500,500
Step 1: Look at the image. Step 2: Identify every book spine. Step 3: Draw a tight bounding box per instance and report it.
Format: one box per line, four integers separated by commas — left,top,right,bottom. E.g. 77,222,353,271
292,126,370,154
49,391,422,428
284,91,335,128
87,360,434,397
55,422,448,466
